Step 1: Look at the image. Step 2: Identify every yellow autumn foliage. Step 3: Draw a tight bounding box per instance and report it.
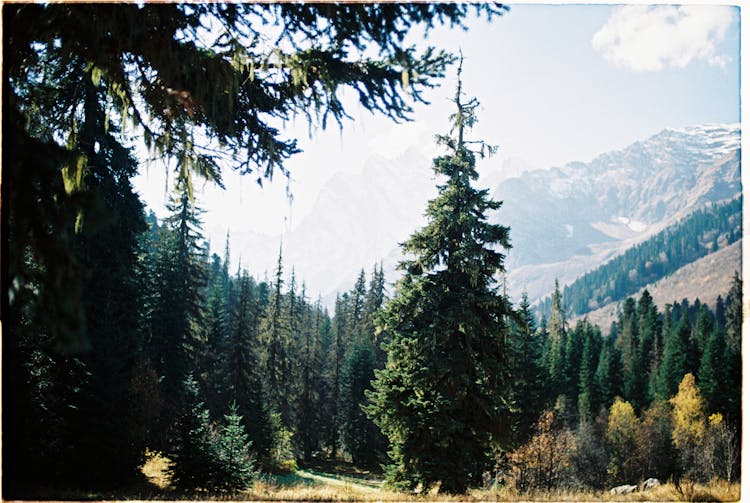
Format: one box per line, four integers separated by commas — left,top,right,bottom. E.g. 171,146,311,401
669,373,706,450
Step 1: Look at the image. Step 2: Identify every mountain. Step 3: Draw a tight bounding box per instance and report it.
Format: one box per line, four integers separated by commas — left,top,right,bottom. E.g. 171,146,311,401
496,123,740,304
235,123,740,309
234,147,436,302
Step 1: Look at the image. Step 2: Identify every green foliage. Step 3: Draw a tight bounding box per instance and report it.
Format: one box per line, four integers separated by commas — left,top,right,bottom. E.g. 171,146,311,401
698,326,728,418
224,271,273,461
722,273,742,429
577,321,603,422
170,374,219,491
655,313,694,401
269,412,298,473
213,403,257,492
544,280,568,400
259,247,295,427
508,293,546,443
367,68,513,494
341,337,386,467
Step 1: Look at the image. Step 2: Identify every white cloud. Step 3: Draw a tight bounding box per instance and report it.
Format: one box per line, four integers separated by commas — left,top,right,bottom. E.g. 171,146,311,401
592,5,735,72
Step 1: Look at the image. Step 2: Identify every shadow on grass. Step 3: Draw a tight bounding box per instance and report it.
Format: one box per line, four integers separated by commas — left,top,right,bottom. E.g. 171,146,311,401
271,470,324,488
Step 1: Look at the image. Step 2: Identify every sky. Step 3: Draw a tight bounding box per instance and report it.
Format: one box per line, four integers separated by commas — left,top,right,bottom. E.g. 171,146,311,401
133,3,742,252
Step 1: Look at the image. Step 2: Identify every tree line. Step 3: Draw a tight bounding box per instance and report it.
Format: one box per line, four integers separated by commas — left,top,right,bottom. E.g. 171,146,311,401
537,196,742,319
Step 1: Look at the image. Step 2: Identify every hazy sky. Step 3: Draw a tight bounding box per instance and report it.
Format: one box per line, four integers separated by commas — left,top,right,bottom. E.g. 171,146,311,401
133,3,741,244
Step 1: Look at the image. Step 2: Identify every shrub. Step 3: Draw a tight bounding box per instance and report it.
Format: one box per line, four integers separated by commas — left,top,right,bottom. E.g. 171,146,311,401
503,410,575,492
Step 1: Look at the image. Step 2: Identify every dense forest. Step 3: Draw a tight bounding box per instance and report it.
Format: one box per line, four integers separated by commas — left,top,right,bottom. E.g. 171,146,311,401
4,2,742,499
537,196,742,319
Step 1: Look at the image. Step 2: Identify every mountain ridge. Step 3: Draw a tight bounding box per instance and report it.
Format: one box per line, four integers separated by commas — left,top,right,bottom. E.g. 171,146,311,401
234,122,741,309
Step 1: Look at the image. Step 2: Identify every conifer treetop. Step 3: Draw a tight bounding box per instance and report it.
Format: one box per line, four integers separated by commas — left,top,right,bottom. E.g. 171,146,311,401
436,54,498,160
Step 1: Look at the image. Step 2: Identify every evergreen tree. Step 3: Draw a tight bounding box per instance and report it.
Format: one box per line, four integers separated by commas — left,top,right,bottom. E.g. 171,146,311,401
202,251,231,415
349,269,368,336
617,297,644,410
341,336,386,467
509,293,545,443
341,267,389,465
4,57,149,491
723,273,742,428
697,326,728,419
225,271,273,461
594,333,622,410
260,246,293,428
562,320,585,422
325,292,349,458
297,294,323,461
171,374,219,491
367,66,513,494
655,312,692,400
545,280,568,401
213,402,257,492
146,182,208,445
578,321,602,422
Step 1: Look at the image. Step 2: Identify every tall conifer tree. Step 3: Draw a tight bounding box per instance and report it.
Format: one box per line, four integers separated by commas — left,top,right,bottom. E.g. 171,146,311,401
367,62,513,494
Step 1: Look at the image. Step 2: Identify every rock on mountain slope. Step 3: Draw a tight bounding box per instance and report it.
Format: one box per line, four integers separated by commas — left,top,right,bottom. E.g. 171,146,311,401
496,123,740,304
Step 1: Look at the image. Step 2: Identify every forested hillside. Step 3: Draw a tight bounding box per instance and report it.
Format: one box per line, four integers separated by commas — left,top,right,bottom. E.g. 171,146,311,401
536,197,741,319
581,239,741,330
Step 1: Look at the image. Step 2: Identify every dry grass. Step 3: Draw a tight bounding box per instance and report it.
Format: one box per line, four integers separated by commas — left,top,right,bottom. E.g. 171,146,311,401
134,454,739,502
235,478,740,502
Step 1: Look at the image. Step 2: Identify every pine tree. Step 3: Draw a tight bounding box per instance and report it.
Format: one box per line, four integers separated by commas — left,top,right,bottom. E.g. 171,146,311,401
325,292,349,458
367,64,513,494
145,182,208,446
213,402,257,492
225,271,273,461
341,267,388,466
578,321,602,422
341,336,386,467
594,333,622,410
697,326,727,419
260,246,293,428
618,297,644,410
723,273,742,428
171,374,219,491
297,293,322,461
509,293,546,443
545,280,568,401
562,320,585,422
655,312,693,400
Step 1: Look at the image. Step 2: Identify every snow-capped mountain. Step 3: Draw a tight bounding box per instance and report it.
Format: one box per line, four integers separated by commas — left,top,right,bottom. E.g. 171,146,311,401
237,123,740,308
497,123,740,303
